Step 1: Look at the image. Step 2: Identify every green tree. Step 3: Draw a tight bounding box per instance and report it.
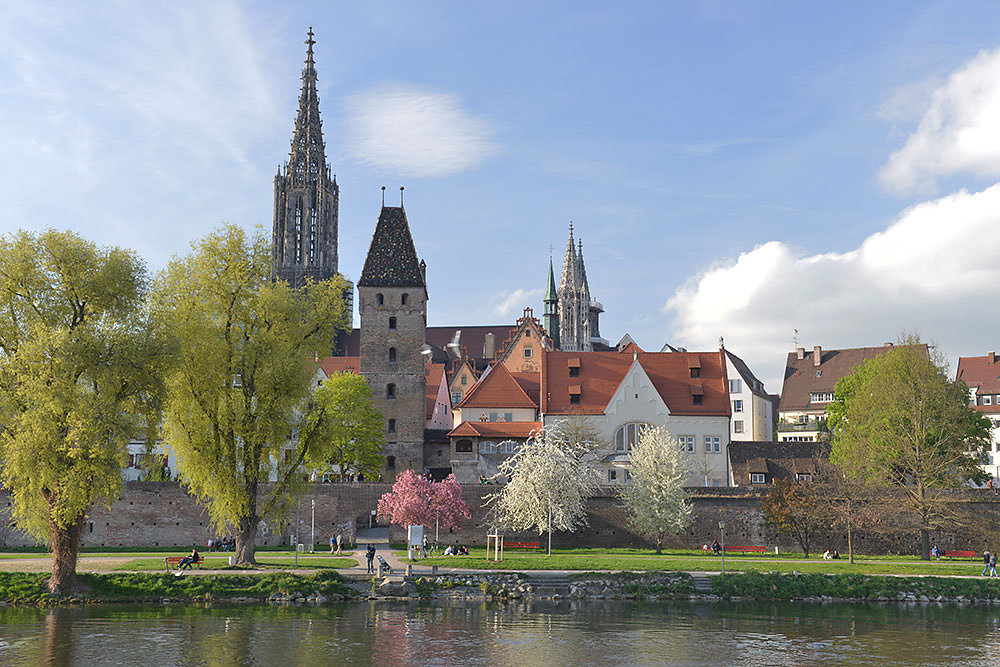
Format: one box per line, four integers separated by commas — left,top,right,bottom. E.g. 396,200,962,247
300,372,384,482
621,425,693,554
0,230,162,595
157,225,350,565
761,478,829,558
828,337,991,559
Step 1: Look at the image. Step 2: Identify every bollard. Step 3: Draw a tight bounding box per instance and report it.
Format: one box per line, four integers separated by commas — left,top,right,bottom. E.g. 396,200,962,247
378,562,384,577
405,564,412,577
432,565,438,575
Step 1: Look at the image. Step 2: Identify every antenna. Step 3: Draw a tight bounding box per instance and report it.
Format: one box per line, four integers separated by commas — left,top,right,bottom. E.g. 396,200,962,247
400,186,405,207
381,186,385,206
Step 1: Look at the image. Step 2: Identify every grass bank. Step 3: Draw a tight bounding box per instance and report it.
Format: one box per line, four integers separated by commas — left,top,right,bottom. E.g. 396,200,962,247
0,571,353,605
112,557,357,572
712,571,1000,601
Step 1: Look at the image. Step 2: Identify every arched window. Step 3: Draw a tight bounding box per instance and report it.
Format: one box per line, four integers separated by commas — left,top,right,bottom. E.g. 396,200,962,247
389,347,397,363
376,293,384,305
387,419,396,434
388,316,397,330
386,456,396,470
386,383,396,399
401,293,409,306
614,423,651,452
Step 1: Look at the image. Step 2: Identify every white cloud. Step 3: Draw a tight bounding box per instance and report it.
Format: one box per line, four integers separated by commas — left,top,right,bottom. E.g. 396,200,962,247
880,47,1000,193
344,85,496,177
483,288,543,320
666,183,1000,390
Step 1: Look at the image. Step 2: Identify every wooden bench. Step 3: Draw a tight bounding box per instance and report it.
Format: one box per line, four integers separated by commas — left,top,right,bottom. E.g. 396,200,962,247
724,545,766,554
165,555,204,571
505,542,541,551
942,550,977,560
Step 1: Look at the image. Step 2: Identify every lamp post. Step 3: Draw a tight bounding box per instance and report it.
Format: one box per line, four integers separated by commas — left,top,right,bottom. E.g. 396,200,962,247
719,520,726,575
310,499,315,553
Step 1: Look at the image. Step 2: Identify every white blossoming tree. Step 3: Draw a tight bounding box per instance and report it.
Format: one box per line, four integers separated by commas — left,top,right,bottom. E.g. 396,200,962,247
487,425,600,556
621,425,693,554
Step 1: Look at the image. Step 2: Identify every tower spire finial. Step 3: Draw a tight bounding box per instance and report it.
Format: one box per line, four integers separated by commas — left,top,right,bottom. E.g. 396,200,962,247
381,186,386,206
400,186,405,207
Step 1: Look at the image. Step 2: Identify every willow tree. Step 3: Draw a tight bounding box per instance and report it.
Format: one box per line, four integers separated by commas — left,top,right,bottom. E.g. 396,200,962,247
157,225,350,565
0,230,162,595
829,337,991,560
621,426,692,554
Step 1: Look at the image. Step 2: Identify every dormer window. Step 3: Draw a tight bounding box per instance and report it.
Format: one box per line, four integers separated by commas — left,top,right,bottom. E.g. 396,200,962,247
569,366,579,377
692,394,703,406
690,368,700,378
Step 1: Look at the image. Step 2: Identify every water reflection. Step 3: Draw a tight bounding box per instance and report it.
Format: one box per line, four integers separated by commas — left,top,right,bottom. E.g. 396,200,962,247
0,600,999,666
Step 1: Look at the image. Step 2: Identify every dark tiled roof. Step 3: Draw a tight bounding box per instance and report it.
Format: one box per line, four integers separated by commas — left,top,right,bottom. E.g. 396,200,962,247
957,353,1000,395
358,206,424,288
778,344,928,412
728,441,830,486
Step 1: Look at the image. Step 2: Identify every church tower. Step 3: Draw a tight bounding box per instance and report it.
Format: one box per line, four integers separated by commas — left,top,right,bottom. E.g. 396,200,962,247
358,191,427,479
557,223,592,351
543,257,559,348
273,28,343,289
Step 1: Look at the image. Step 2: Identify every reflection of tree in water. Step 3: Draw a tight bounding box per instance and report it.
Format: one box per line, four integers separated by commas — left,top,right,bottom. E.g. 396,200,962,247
42,607,80,666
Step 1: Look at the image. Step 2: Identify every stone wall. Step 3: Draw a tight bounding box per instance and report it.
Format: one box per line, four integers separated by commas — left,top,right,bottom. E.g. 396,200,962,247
3,482,999,554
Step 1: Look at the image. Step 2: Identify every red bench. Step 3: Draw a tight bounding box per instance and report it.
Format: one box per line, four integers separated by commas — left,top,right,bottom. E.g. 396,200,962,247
165,555,205,570
724,545,766,554
942,550,977,560
505,542,541,551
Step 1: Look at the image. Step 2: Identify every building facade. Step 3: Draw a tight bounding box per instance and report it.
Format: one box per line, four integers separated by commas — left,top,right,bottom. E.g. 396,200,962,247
956,351,1000,483
723,345,774,441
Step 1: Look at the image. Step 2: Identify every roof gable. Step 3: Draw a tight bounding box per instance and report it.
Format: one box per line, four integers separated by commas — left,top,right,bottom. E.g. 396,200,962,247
604,359,669,417
457,362,538,409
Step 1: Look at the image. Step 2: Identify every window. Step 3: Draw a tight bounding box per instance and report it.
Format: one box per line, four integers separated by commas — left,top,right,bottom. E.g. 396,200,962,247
524,347,532,358
504,412,513,422
498,441,518,454
451,392,462,404
796,473,813,482
614,423,650,452
679,435,695,452
797,415,808,424
569,366,579,377
712,479,723,487
734,420,744,434
690,367,700,378
386,383,396,399
692,394,703,406
816,370,822,377
388,317,397,330
376,293,384,305
455,439,473,453
729,379,742,393
985,395,994,406
809,392,835,403
733,399,743,413
704,436,720,453
479,441,496,454
401,293,409,306
388,347,397,363
570,394,581,405
751,473,766,484
387,419,396,434
386,456,396,470
461,375,467,386
489,412,498,422
608,469,617,482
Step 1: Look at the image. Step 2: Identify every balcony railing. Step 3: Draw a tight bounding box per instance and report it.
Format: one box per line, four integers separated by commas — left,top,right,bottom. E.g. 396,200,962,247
777,422,823,432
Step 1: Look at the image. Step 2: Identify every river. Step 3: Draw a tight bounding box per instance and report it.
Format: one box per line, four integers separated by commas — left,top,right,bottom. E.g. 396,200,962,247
0,599,997,665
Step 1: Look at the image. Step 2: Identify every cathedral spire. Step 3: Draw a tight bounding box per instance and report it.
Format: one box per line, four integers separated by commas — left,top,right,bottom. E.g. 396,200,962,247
289,26,326,173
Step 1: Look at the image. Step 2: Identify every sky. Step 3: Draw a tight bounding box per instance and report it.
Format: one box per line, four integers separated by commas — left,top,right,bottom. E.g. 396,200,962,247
4,1,1000,392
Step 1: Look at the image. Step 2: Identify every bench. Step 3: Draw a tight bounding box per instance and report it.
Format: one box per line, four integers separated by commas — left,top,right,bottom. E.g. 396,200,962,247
165,555,204,571
942,550,977,560
723,545,766,554
505,541,541,551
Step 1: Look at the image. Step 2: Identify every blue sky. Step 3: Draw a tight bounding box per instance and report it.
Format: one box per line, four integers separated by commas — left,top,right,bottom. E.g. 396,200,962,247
5,1,1000,390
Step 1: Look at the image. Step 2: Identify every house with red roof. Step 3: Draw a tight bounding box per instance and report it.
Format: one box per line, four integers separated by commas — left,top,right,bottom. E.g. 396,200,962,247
956,351,1000,482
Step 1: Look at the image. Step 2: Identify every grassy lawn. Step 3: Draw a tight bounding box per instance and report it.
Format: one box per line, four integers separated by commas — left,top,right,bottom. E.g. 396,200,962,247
111,556,357,572
410,547,985,576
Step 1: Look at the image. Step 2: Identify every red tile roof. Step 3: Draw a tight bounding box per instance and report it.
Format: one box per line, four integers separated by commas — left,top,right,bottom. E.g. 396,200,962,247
319,356,361,375
957,353,1000,395
457,362,538,410
448,421,542,438
425,363,447,420
541,350,730,416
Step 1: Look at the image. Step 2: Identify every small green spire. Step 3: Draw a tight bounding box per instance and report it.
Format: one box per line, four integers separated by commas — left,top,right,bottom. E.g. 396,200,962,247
544,257,558,302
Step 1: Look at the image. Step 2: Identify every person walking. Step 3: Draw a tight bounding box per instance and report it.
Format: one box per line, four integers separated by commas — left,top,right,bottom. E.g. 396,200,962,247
982,550,992,576
336,533,343,555
366,544,376,574
990,552,997,578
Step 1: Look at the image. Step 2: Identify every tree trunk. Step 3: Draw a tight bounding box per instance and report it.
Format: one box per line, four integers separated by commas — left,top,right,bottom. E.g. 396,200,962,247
919,527,930,561
655,537,662,555
235,515,259,566
48,513,85,596
847,513,854,565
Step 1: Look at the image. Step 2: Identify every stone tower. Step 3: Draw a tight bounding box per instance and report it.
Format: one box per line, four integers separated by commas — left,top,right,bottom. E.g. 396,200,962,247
543,257,559,348
557,223,592,351
273,28,343,289
358,197,427,478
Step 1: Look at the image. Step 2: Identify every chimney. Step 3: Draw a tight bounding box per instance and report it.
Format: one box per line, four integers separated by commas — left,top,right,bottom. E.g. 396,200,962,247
484,333,495,359
990,351,996,365
796,347,805,360
813,345,822,367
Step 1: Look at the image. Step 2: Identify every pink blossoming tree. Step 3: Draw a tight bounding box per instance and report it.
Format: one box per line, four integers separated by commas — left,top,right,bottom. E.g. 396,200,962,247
377,470,471,542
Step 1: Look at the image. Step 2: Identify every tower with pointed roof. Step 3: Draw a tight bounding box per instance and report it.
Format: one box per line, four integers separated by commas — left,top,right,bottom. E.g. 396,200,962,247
557,223,598,351
358,196,427,478
273,28,343,290
543,257,559,348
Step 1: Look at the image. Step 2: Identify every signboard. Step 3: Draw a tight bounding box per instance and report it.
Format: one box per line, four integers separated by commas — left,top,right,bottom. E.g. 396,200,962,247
407,524,424,547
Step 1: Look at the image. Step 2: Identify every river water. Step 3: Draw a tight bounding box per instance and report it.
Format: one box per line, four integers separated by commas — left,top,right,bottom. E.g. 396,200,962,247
0,600,997,666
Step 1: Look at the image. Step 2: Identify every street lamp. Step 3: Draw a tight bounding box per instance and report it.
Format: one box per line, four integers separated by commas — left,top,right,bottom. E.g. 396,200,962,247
718,520,726,575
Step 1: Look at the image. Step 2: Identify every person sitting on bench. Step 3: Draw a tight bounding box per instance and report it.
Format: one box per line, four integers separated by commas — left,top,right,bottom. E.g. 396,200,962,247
179,546,200,570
